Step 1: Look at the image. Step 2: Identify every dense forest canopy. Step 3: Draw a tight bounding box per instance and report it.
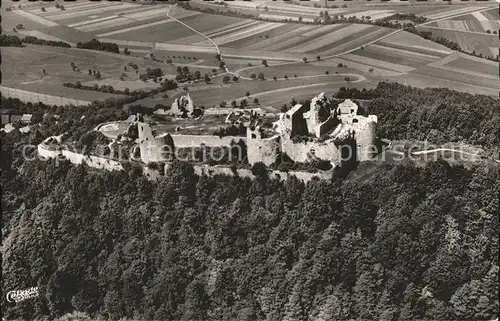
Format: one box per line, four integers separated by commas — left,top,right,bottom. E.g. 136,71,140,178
366,83,500,152
1,83,499,320
2,153,499,320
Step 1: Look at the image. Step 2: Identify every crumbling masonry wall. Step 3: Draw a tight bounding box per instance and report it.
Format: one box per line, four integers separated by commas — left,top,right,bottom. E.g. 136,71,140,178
246,126,281,166
137,121,175,163
281,139,339,163
353,119,377,161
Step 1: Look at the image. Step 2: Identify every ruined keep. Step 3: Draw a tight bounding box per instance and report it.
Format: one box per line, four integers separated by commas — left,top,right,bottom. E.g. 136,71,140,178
248,94,378,166
170,93,194,117
137,120,175,164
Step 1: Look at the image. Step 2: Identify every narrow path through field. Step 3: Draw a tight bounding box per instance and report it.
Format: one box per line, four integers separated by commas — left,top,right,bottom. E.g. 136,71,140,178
21,76,51,85
167,5,220,55
323,29,402,60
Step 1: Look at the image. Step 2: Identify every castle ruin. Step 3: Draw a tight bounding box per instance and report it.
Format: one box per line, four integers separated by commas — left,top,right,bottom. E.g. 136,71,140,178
247,94,378,166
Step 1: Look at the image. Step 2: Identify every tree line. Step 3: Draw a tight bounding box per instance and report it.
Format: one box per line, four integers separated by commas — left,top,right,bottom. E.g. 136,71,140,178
0,34,71,48
76,39,119,54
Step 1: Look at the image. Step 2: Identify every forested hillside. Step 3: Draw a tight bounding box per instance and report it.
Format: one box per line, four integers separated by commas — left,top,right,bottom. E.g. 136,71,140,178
366,83,500,152
2,143,499,320
1,84,499,320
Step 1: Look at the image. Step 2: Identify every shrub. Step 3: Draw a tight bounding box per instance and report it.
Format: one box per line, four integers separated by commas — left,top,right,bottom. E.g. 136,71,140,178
76,39,119,54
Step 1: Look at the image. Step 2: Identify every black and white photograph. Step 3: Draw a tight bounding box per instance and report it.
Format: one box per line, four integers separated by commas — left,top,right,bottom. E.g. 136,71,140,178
1,0,499,320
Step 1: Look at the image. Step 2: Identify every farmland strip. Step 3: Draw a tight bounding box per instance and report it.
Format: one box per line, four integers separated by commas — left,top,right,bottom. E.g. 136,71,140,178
343,9,395,20
211,22,284,46
354,46,436,68
40,2,118,16
278,24,355,52
13,10,59,27
96,19,176,37
378,41,450,57
244,25,314,50
370,43,442,60
301,24,347,38
322,27,393,56
69,15,119,28
34,2,112,15
48,3,138,21
222,24,301,49
286,24,372,53
206,21,260,38
78,17,133,32
341,53,414,73
424,6,490,21
446,56,498,75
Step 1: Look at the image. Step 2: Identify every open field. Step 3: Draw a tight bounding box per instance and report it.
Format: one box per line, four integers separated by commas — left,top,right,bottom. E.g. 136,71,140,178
396,72,499,97
436,18,500,33
445,55,499,76
237,62,355,78
431,7,500,34
0,45,192,100
418,26,499,58
193,0,495,22
3,0,499,105
421,5,494,20
335,31,453,74
131,74,365,111
334,29,500,96
6,3,390,61
98,114,232,138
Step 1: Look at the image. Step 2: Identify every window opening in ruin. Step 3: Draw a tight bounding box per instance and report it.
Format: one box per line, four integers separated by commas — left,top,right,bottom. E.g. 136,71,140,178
251,134,256,139
352,118,358,123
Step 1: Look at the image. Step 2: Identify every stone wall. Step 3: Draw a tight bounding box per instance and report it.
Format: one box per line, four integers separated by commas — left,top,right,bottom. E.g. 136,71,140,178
316,115,338,138
38,141,331,183
0,86,91,106
205,107,265,116
38,143,123,171
354,118,378,161
138,121,168,163
170,134,245,148
246,127,281,166
186,164,331,183
281,139,339,163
